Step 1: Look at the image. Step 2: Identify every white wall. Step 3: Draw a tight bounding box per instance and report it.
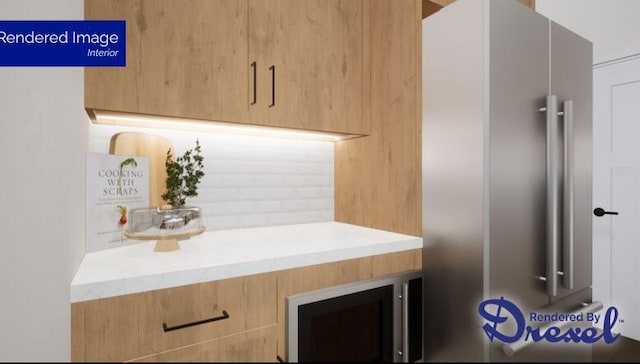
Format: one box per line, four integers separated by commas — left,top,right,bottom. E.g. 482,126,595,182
0,0,87,361
537,0,640,64
91,124,334,232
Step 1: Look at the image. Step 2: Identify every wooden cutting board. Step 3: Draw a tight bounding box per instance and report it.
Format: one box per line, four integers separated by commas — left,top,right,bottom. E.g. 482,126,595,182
109,132,174,208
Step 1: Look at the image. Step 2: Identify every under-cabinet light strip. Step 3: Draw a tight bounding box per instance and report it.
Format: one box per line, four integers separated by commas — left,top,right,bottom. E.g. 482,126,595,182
90,110,358,142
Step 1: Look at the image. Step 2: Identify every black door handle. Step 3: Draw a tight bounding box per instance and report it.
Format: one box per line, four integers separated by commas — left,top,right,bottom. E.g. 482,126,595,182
594,207,619,217
250,61,257,105
269,65,275,107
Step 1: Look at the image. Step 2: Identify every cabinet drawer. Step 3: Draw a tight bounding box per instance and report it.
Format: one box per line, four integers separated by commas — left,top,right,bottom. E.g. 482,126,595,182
130,325,277,362
73,272,277,362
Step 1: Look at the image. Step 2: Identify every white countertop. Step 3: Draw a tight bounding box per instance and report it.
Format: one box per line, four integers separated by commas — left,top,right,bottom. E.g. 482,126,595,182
71,222,422,303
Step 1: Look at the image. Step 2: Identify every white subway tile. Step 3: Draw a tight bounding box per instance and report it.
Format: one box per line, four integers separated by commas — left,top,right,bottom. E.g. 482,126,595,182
240,188,269,201
91,124,335,231
304,151,331,162
269,188,297,200
306,199,332,210
207,160,240,174
281,175,307,187
254,175,284,187
295,211,324,223
256,200,284,213
201,175,225,187
223,201,255,214
224,175,256,187
283,200,309,211
306,175,333,186
197,202,226,216
208,188,241,201
240,161,271,174
240,214,270,227
321,163,334,175
279,151,308,162
321,210,335,221
269,161,298,174
320,187,334,198
205,216,242,230
297,187,320,198
296,162,323,175
269,212,299,225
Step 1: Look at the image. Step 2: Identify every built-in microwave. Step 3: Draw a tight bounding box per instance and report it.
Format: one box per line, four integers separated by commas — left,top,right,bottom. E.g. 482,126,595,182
286,270,423,362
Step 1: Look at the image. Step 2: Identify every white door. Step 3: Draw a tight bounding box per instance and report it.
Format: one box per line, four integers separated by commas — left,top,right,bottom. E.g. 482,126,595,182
593,53,640,340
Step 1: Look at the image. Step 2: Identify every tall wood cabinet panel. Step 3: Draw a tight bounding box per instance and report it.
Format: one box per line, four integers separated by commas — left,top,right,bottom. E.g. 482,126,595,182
335,0,422,237
248,0,366,135
85,0,249,123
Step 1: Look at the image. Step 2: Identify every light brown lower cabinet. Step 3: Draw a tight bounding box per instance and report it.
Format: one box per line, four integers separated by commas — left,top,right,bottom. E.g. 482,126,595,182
129,325,277,363
71,273,278,362
71,249,422,362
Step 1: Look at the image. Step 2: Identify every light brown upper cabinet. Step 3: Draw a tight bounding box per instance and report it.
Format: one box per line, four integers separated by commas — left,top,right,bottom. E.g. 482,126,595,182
85,0,367,136
248,0,366,135
85,0,249,123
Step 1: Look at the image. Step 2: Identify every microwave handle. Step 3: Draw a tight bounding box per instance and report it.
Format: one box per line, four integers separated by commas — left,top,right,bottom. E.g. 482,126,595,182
401,282,409,362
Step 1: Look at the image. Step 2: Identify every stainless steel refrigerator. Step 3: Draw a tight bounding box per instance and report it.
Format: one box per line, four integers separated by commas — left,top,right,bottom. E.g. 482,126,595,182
422,0,595,361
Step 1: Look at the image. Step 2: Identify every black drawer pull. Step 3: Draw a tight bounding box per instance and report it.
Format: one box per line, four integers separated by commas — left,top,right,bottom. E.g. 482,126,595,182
162,310,229,332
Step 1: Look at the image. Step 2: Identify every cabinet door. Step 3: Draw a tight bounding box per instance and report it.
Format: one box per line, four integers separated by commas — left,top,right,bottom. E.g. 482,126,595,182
248,0,366,135
85,0,248,123
131,325,277,362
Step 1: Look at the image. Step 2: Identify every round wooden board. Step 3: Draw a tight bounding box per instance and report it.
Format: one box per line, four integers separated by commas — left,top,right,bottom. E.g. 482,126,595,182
124,226,206,241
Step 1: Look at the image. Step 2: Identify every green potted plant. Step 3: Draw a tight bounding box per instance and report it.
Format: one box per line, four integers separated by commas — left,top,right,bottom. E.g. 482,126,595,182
121,141,206,252
151,140,205,252
162,140,205,208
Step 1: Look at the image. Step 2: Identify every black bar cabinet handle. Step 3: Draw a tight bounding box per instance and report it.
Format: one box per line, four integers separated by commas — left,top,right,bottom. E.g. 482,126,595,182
162,310,229,332
250,62,257,105
593,207,619,217
269,65,276,107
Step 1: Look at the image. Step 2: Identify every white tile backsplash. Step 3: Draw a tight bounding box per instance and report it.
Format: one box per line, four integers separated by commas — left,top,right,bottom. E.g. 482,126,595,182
91,124,335,230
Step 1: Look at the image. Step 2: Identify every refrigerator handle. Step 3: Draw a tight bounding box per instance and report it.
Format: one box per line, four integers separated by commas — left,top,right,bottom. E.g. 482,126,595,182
562,100,575,290
538,95,560,297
